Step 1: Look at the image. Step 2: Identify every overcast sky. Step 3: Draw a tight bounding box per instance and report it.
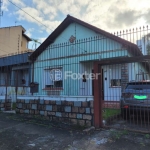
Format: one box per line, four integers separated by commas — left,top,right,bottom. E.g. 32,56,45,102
2,0,150,49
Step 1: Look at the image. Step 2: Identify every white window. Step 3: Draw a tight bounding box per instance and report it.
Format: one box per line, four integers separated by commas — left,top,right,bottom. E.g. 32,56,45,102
43,68,63,89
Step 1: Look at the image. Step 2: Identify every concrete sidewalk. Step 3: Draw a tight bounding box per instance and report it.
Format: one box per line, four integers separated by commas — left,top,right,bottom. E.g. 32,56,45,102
0,113,150,150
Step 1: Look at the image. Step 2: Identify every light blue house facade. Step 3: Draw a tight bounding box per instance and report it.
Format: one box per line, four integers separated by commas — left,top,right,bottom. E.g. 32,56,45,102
29,15,149,102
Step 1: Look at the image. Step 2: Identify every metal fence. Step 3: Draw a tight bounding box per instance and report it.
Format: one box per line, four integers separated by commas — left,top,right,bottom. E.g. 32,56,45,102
100,59,150,132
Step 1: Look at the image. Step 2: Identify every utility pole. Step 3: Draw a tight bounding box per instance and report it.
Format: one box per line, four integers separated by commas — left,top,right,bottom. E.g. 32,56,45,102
32,39,41,50
0,0,3,27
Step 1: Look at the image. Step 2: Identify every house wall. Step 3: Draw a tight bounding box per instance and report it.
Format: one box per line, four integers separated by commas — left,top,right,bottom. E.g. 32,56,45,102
0,26,22,56
36,23,127,61
103,64,121,101
33,22,128,97
22,35,29,51
79,62,93,96
0,26,30,56
0,87,30,102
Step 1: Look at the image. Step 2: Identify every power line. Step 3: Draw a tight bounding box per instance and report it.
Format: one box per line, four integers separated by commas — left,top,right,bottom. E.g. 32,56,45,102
7,0,70,42
7,0,50,31
7,0,90,52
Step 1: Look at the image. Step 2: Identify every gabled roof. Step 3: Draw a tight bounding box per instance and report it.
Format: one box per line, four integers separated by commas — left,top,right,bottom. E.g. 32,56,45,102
29,15,142,60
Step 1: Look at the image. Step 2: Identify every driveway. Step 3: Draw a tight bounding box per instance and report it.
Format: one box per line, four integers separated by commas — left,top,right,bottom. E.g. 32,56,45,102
0,112,150,150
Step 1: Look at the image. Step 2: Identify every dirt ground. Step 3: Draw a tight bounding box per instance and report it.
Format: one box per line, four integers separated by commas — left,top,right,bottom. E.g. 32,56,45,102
0,113,150,150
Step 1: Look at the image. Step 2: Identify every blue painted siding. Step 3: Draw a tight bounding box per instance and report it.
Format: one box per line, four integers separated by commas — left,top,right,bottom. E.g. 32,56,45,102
33,23,128,96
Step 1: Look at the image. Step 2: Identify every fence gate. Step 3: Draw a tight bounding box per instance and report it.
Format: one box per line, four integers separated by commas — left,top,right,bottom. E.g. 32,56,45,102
95,55,150,132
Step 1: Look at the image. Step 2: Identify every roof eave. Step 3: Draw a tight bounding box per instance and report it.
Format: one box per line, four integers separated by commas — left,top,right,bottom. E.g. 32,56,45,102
29,15,142,60
23,33,32,41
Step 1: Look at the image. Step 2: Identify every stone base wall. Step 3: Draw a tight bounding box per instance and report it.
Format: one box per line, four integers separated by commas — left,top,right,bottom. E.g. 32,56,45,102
16,99,94,127
0,99,11,111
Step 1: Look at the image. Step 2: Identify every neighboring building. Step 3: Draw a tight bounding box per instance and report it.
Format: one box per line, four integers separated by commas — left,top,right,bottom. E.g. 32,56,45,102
0,26,33,103
0,26,32,56
0,51,32,102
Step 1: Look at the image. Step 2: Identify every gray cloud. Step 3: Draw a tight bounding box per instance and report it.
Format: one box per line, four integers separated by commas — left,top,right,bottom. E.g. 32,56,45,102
115,10,141,25
143,9,150,24
5,0,150,33
105,9,142,29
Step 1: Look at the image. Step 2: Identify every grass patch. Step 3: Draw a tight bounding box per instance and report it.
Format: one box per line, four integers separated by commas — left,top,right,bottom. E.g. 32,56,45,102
103,108,121,120
110,129,129,140
145,134,150,139
12,103,16,110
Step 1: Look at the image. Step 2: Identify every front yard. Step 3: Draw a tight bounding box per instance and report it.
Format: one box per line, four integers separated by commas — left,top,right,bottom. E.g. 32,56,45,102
0,113,150,150
103,108,121,120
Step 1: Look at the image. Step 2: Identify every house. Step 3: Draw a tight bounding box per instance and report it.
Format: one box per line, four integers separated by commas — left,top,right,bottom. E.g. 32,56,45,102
0,51,33,103
16,15,149,126
0,26,33,108
0,25,31,56
29,15,148,99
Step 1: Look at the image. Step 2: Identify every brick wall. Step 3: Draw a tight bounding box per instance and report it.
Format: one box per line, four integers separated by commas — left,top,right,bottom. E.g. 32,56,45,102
103,101,120,109
0,99,11,111
16,99,94,127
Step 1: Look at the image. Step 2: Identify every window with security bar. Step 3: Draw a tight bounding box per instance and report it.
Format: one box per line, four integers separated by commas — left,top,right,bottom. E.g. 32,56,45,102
43,68,63,89
110,79,121,87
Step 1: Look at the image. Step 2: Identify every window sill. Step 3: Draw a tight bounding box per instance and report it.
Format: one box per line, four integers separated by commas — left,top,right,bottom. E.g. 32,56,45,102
42,88,63,91
109,86,121,88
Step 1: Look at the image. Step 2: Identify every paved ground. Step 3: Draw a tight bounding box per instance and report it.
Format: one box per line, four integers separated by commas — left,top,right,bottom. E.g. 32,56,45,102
0,113,150,150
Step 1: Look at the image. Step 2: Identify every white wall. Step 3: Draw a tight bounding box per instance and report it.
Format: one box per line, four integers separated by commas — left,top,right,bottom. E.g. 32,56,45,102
68,62,123,100
79,62,93,96
103,64,121,101
0,86,30,102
